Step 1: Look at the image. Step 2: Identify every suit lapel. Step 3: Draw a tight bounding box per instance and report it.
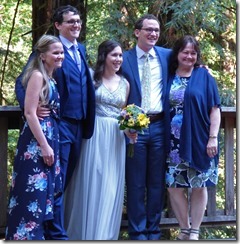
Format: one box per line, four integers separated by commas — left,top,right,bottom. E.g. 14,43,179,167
154,47,168,102
154,47,168,83
60,46,78,94
128,48,142,94
77,44,88,72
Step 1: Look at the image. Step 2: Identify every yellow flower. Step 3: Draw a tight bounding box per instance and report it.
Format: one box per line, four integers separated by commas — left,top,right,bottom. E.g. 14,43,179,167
138,114,150,127
127,118,135,127
137,113,145,120
117,104,151,158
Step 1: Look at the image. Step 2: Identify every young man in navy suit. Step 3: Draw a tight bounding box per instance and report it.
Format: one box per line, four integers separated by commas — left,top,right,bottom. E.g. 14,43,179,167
15,5,95,240
122,14,171,240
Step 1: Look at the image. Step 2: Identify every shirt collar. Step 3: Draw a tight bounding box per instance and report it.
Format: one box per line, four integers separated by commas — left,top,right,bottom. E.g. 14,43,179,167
136,45,156,59
59,35,78,50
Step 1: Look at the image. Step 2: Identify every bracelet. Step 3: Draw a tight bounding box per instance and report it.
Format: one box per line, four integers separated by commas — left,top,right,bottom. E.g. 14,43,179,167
209,135,217,139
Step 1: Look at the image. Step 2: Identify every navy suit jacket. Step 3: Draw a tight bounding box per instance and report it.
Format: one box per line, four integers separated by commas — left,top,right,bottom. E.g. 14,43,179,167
121,46,172,109
15,42,95,139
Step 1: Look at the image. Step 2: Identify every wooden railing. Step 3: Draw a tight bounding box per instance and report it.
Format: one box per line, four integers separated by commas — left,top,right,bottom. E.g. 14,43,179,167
0,106,22,235
0,106,236,235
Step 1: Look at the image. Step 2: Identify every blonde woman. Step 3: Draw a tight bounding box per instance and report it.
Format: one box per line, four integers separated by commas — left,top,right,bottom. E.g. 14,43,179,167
5,35,64,240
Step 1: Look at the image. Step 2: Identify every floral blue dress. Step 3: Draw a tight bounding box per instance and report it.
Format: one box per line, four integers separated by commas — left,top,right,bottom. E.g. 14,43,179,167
5,78,62,240
165,75,218,188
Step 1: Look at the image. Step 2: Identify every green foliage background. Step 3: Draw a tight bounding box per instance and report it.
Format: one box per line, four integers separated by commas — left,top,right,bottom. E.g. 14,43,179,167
0,0,236,106
0,0,32,105
84,0,236,107
0,0,236,240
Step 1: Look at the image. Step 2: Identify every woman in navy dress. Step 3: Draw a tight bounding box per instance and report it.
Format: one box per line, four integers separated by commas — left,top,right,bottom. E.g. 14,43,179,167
5,35,64,240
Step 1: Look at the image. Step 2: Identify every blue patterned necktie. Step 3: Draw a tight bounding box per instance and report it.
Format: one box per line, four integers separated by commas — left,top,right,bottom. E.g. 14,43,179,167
71,44,81,71
141,53,151,112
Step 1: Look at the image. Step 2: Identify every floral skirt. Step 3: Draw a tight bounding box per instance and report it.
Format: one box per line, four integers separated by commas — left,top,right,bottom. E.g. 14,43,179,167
165,158,218,188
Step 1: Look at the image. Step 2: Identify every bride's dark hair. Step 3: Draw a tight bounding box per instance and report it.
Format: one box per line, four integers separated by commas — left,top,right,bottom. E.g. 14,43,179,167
93,40,122,88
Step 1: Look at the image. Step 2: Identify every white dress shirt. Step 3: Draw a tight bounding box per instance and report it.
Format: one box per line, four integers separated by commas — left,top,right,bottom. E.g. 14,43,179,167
136,45,163,113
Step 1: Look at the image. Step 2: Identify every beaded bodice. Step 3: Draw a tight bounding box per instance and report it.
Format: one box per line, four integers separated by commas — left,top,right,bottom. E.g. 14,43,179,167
95,77,128,119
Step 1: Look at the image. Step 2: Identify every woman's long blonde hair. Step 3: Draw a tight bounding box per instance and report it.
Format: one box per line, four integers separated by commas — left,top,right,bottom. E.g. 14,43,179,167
22,35,61,105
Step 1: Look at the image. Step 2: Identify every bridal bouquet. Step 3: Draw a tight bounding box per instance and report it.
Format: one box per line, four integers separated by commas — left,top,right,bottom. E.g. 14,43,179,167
117,104,150,157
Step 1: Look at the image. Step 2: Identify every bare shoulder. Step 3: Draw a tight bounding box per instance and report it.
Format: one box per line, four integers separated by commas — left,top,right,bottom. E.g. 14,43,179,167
28,70,44,89
31,70,43,79
122,76,130,86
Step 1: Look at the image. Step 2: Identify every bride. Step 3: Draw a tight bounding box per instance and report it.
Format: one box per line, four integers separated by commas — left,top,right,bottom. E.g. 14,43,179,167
63,40,136,240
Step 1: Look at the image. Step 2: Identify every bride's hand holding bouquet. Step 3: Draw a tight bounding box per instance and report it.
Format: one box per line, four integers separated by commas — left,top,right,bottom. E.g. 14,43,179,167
117,104,150,157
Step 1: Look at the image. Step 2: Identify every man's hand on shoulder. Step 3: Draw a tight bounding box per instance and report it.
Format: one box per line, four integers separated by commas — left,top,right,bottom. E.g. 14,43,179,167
200,64,213,75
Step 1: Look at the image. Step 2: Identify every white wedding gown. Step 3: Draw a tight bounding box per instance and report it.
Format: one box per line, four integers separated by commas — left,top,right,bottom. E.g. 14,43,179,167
64,77,128,240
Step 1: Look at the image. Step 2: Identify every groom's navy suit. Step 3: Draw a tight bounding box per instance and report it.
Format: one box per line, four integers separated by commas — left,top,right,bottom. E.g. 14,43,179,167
15,41,95,240
122,46,171,240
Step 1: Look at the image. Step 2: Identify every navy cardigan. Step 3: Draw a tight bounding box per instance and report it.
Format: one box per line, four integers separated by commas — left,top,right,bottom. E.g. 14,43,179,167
164,67,221,172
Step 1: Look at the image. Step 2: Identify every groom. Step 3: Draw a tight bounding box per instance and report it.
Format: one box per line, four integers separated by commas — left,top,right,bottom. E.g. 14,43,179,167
121,14,171,240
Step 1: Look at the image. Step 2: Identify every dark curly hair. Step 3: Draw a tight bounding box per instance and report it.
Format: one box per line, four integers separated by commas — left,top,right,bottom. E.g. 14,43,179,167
52,5,80,24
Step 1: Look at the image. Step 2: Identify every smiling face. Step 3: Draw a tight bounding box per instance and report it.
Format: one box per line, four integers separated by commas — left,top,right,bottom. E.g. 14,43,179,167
105,46,123,73
55,11,81,43
134,19,160,52
177,43,198,69
41,42,64,74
